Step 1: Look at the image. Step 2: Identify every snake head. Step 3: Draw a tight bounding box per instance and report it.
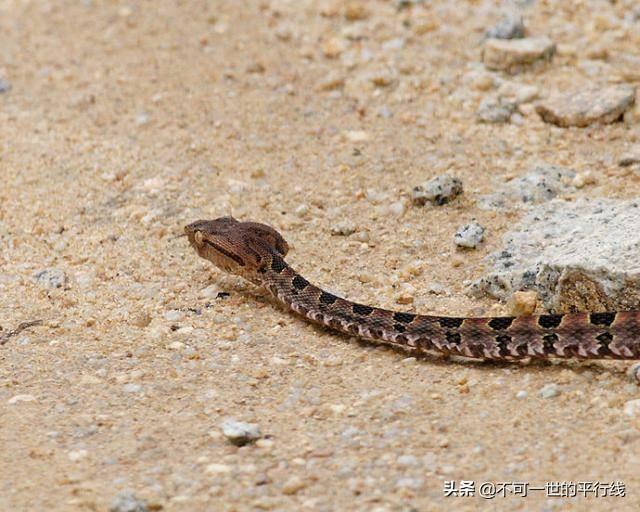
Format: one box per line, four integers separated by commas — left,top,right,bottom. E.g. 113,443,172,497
185,216,289,282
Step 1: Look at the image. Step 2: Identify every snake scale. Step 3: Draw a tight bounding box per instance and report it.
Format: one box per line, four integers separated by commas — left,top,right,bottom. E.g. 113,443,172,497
185,217,640,361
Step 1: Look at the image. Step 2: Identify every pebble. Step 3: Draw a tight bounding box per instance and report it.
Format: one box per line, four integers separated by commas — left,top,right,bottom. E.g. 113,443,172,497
387,201,406,217
497,82,539,104
453,222,485,249
397,454,418,466
476,96,516,124
508,290,537,315
342,130,370,142
8,394,36,404
535,86,636,127
539,383,560,399
619,149,640,167
412,174,463,206
485,14,525,40
331,221,357,236
516,390,527,399
68,449,89,461
33,268,68,289
206,463,233,474
123,383,142,393
623,399,640,417
281,475,307,495
0,79,11,93
109,491,148,512
483,37,556,73
220,419,261,446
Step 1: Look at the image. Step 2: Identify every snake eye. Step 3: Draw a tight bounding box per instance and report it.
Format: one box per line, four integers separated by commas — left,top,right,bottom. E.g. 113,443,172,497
194,231,204,245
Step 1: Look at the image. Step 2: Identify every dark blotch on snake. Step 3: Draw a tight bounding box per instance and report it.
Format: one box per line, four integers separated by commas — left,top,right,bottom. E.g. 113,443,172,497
596,331,613,345
353,304,374,316
393,312,416,324
292,275,309,291
590,312,616,327
394,323,406,333
542,333,558,352
488,317,515,330
439,317,463,329
538,314,563,329
270,256,286,273
445,331,462,344
319,292,338,305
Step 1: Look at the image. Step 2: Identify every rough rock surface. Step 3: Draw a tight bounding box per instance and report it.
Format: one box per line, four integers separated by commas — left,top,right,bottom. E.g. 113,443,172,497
478,165,575,210
483,36,555,72
536,86,636,127
469,199,640,312
485,14,525,40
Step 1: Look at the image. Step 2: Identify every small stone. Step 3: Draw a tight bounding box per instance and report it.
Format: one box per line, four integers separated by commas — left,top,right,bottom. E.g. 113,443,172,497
508,291,538,315
0,79,11,93
483,37,556,73
539,383,560,399
331,221,357,236
485,14,525,40
130,313,152,328
206,463,232,474
454,222,485,249
323,37,346,58
412,175,463,206
220,419,261,446
342,130,370,142
344,2,368,21
571,171,596,189
110,491,148,512
387,201,406,217
619,149,640,167
34,268,67,289
397,454,418,466
536,86,636,127
164,310,183,322
516,390,527,399
68,449,88,461
623,399,640,417
8,394,36,404
476,96,516,124
123,383,142,393
282,476,307,495
317,72,345,91
497,82,539,104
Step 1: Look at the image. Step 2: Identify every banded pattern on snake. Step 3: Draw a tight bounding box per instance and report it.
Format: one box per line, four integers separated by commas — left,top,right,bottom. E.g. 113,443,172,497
185,217,640,361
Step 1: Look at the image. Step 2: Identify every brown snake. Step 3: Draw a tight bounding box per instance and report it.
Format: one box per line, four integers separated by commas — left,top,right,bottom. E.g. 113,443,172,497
185,217,640,361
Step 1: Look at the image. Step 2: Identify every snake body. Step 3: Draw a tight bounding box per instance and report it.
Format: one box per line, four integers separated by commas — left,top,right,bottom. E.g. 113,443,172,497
185,217,640,361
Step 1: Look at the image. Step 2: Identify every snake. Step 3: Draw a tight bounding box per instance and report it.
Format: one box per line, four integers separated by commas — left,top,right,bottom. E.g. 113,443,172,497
184,217,640,361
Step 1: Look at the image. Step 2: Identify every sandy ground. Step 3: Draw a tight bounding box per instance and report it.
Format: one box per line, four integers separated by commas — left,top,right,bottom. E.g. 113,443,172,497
1,1,640,511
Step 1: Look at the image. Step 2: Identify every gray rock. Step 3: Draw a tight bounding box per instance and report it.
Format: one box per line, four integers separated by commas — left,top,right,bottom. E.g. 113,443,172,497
33,268,67,289
109,491,148,512
454,222,485,249
536,86,636,127
485,14,525,40
476,96,517,123
468,199,640,312
412,174,463,206
483,37,555,73
0,79,10,93
220,418,261,446
479,165,575,210
539,383,560,399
